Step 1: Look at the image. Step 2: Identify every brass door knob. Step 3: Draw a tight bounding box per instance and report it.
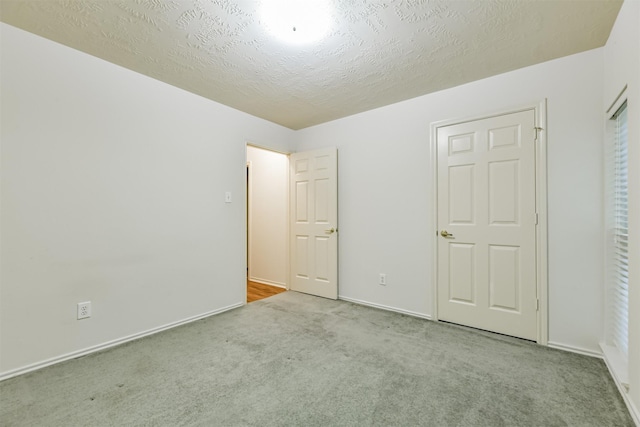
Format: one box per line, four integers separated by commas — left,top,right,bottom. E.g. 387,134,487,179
440,230,454,238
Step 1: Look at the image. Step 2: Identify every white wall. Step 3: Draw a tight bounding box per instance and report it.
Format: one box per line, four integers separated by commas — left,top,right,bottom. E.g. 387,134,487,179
603,0,640,420
0,23,294,376
246,146,288,287
296,49,605,354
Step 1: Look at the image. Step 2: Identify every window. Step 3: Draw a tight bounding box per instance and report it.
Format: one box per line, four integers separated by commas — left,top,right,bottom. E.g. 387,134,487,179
605,100,628,362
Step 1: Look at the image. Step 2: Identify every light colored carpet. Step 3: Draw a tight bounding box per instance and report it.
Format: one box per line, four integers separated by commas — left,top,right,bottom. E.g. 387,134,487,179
0,291,634,426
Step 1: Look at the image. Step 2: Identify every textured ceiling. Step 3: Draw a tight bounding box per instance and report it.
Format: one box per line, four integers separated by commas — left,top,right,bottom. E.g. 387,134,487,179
0,0,623,130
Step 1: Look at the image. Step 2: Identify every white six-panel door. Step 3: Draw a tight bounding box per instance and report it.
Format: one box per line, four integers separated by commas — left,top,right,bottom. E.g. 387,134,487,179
437,110,537,340
290,148,338,300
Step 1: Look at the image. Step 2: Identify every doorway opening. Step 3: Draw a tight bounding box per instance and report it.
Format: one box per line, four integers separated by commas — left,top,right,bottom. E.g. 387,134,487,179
245,144,339,303
246,145,289,303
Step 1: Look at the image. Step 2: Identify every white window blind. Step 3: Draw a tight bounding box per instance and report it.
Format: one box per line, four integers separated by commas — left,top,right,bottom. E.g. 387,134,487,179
606,100,629,360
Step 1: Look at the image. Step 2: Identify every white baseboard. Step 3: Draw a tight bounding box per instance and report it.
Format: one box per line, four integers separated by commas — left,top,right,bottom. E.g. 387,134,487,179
600,344,640,426
248,277,287,289
0,302,244,382
600,343,629,387
629,399,640,427
547,341,603,358
338,295,431,320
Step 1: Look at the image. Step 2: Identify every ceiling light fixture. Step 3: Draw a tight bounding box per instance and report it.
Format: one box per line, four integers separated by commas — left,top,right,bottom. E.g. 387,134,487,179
261,0,332,45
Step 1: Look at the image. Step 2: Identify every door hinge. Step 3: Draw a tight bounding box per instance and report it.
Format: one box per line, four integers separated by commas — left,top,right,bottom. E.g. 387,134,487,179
536,299,540,311
534,212,539,225
534,127,544,141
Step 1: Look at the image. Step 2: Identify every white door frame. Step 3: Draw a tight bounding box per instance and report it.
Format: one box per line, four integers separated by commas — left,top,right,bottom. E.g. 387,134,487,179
245,142,291,300
430,101,548,345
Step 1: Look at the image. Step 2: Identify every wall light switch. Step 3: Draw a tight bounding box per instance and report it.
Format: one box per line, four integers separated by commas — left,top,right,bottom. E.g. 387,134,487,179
225,191,232,203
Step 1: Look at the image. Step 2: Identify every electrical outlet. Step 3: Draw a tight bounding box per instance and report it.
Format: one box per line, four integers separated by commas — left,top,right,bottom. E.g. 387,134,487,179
379,273,387,286
77,301,91,320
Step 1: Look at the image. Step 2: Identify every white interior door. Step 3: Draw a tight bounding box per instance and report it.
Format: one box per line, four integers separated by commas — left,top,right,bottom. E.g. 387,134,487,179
290,147,338,299
437,110,537,340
